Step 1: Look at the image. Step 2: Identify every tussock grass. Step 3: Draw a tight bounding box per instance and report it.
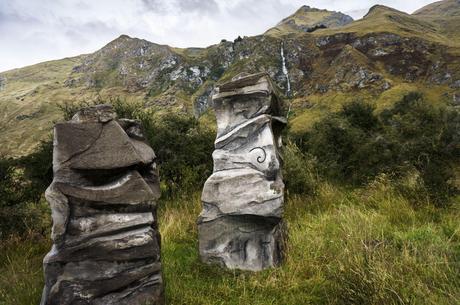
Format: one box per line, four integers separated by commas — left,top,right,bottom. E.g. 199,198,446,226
160,183,459,304
1,185,459,304
0,235,51,305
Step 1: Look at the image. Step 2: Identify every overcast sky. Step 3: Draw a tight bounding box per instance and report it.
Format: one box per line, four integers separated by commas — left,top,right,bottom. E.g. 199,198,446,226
0,0,435,72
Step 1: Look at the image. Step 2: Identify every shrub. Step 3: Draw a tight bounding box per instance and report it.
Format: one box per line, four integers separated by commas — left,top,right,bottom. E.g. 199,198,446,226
0,139,52,238
144,112,214,197
18,139,53,203
290,94,459,204
282,141,318,196
0,157,24,207
381,92,459,202
301,101,392,183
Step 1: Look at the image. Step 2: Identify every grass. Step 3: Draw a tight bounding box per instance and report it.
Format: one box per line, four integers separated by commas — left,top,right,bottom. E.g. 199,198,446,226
1,181,459,305
288,81,454,135
0,235,51,305
265,8,332,37
315,5,459,47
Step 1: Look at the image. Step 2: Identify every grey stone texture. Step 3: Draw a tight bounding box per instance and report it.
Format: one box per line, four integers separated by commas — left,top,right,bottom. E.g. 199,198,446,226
40,104,164,305
198,72,286,271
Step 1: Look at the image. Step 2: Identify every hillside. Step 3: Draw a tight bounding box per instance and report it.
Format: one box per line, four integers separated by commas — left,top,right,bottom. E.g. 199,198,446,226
0,0,460,157
265,5,353,36
414,0,460,16
413,0,460,45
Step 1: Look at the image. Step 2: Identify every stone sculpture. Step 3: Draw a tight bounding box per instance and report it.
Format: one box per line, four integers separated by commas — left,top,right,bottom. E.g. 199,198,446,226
40,104,164,305
198,72,286,271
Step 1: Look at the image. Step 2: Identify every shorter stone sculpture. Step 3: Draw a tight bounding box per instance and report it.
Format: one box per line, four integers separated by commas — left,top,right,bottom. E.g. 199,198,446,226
198,73,286,271
41,104,164,305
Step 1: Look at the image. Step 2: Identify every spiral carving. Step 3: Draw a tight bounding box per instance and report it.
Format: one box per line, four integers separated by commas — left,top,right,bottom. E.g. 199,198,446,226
249,147,267,163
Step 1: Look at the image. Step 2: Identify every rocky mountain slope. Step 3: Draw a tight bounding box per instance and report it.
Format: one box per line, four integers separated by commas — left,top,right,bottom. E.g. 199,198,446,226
265,5,354,36
1,0,459,156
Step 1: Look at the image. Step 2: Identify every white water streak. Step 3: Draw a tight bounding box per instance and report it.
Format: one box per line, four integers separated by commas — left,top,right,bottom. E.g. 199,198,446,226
280,42,291,95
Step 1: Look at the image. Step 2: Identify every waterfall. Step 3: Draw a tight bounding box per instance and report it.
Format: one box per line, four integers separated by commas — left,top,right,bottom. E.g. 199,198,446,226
280,42,291,95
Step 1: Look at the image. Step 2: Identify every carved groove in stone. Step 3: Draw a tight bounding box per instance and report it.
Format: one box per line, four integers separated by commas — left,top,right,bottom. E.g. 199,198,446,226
198,73,286,271
40,104,164,305
250,147,267,163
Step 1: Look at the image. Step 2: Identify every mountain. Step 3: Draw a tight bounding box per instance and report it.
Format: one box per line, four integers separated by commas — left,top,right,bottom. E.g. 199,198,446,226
0,0,460,157
413,0,460,44
414,0,460,16
265,5,353,36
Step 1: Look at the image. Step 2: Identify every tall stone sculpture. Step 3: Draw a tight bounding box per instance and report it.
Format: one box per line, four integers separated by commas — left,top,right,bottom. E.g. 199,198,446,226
198,73,286,271
41,105,164,305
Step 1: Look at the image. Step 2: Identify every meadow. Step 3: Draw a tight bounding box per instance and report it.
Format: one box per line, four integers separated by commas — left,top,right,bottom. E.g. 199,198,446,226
1,181,459,305
1,93,459,304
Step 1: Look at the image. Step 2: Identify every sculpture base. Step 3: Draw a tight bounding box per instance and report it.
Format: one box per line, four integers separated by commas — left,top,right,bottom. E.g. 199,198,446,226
198,215,285,271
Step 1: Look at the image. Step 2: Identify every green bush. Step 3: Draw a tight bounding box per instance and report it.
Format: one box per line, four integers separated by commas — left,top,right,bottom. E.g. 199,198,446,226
299,100,394,184
282,141,318,196
0,157,24,208
18,139,53,203
0,139,52,238
381,92,459,202
291,94,459,204
144,112,215,197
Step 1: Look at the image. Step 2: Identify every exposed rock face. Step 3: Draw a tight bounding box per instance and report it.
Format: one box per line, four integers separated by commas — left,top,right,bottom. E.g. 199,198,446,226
40,104,164,305
194,84,215,116
198,73,286,271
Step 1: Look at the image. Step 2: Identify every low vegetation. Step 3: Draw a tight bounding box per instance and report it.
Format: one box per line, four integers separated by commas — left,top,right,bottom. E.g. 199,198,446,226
289,93,459,204
1,184,459,304
0,93,459,304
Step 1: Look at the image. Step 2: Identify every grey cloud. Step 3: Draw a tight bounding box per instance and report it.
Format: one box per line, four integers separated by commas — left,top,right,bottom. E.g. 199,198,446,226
178,0,219,14
141,0,168,13
141,0,219,14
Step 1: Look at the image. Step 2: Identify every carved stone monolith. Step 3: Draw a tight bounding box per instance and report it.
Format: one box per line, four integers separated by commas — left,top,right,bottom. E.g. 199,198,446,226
40,104,164,305
198,73,286,271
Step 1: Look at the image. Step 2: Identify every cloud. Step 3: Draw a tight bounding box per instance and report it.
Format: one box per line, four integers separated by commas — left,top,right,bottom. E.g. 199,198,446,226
0,0,436,72
178,0,219,14
141,0,168,13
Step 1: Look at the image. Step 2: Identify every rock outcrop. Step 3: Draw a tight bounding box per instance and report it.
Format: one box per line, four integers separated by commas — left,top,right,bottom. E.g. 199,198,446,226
198,73,286,271
40,104,164,305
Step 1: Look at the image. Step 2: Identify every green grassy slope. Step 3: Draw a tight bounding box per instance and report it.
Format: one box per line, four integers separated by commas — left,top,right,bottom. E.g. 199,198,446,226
0,57,82,156
413,0,460,16
413,0,460,45
316,5,455,46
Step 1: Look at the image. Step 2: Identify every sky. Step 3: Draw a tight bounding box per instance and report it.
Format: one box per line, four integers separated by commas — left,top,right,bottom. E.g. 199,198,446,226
0,0,436,72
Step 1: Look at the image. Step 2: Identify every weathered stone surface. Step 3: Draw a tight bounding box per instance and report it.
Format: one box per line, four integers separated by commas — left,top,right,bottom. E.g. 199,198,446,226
213,72,283,137
41,104,164,305
199,73,286,271
198,216,285,271
54,120,154,170
55,170,157,204
201,169,283,222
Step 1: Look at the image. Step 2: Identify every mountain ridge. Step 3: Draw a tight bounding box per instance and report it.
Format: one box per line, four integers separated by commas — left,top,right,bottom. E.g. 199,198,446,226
414,0,460,16
265,5,353,36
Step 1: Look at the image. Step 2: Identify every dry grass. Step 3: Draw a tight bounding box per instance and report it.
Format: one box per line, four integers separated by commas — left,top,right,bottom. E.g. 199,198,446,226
0,175,459,305
159,184,460,304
